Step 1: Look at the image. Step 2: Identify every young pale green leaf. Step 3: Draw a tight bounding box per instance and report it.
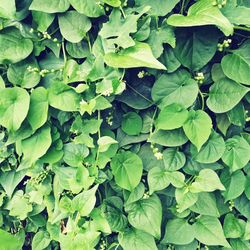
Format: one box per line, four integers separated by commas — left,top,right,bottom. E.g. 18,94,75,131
58,11,91,43
97,136,117,152
104,42,166,70
20,125,52,165
156,103,189,130
111,151,143,191
103,0,121,7
0,0,16,19
207,78,249,113
0,170,26,197
48,81,80,112
0,229,23,250
69,0,104,17
0,87,30,131
163,148,186,171
221,41,250,85
29,0,70,13
175,187,198,213
118,229,157,250
6,190,33,220
167,0,233,36
71,185,98,216
194,216,230,247
222,136,250,172
27,87,48,131
100,7,150,49
190,169,225,193
126,194,162,239
151,69,198,109
183,110,212,151
162,218,195,245
32,230,51,250
121,112,143,135
189,130,225,164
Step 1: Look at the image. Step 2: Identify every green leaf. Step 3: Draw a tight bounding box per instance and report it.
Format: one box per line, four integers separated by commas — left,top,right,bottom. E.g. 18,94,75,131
194,215,230,247
0,27,33,64
135,0,180,16
0,87,30,131
63,143,89,167
118,229,157,250
111,151,143,191
148,166,185,194
126,194,162,239
32,230,51,250
149,128,188,147
6,190,33,220
72,185,98,216
104,42,166,70
48,81,80,112
97,136,117,152
175,187,198,213
0,0,16,19
58,11,91,43
221,41,250,85
223,213,244,238
69,0,104,17
183,110,212,151
29,0,70,13
103,0,121,7
0,229,23,250
190,169,225,193
32,11,55,32
222,136,250,172
162,218,195,245
163,148,186,171
100,7,150,49
7,58,41,89
221,169,246,201
27,87,48,131
207,78,249,113
174,27,220,71
190,192,220,217
156,103,188,130
167,0,233,36
189,130,225,164
20,125,52,165
0,170,26,197
234,194,250,220
121,112,143,135
151,69,198,109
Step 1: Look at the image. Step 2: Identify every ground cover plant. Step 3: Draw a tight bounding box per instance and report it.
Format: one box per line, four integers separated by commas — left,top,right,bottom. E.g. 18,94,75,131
0,0,250,249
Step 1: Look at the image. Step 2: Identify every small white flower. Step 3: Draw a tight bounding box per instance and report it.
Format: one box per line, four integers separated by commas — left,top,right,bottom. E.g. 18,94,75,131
154,152,163,160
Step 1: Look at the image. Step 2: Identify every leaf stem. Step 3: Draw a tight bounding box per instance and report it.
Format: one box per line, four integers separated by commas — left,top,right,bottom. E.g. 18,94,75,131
180,0,185,14
234,25,250,32
62,39,67,66
120,6,126,18
126,83,154,104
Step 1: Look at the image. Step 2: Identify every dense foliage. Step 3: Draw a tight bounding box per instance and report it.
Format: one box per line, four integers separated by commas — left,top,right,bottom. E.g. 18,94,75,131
0,0,250,249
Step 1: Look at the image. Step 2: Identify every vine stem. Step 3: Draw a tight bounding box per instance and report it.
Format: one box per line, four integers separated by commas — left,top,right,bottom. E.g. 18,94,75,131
62,39,67,66
94,110,101,168
180,0,185,14
198,89,205,110
234,25,250,32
